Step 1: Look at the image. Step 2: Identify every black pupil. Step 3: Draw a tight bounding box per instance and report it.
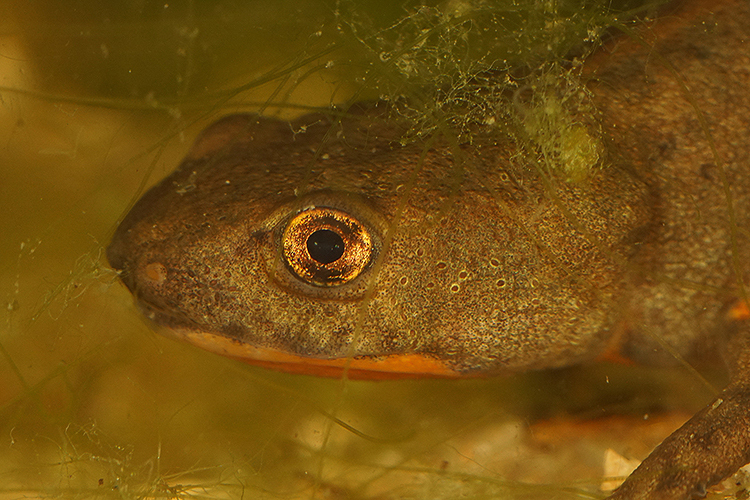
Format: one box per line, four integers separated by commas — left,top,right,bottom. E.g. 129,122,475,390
307,229,345,264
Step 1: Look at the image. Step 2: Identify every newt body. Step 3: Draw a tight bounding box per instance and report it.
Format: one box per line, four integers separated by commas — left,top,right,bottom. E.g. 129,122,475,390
108,0,750,497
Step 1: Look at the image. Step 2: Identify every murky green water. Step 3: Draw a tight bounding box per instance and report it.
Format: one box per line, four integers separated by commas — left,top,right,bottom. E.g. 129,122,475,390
0,0,732,498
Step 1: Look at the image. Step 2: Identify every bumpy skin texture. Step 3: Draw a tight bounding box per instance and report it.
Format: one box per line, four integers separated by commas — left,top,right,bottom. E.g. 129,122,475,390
107,105,651,377
108,0,750,497
589,0,750,368
589,0,750,497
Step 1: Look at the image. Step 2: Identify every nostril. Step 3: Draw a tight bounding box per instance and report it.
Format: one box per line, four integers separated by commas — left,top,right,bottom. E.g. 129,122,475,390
141,262,168,285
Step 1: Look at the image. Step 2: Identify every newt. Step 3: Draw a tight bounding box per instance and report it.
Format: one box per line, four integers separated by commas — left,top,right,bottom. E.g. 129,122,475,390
107,0,750,497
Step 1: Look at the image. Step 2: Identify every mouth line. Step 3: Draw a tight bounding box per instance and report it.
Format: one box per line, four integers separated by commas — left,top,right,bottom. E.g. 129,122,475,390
162,326,464,380
127,287,463,380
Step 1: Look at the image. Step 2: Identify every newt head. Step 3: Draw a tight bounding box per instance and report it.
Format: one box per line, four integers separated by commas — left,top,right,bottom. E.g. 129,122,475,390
107,104,651,380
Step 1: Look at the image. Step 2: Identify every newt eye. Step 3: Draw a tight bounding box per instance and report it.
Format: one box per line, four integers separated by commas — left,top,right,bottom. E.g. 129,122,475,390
282,207,372,286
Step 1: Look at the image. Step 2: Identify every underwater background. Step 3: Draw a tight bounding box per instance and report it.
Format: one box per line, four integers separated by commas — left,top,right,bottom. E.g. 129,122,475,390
0,0,733,498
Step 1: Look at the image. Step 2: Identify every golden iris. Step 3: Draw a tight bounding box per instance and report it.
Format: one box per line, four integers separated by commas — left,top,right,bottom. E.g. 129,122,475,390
282,207,372,286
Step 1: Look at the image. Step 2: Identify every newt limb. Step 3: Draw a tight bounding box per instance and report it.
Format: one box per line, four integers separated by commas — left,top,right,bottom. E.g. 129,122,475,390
609,321,750,500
